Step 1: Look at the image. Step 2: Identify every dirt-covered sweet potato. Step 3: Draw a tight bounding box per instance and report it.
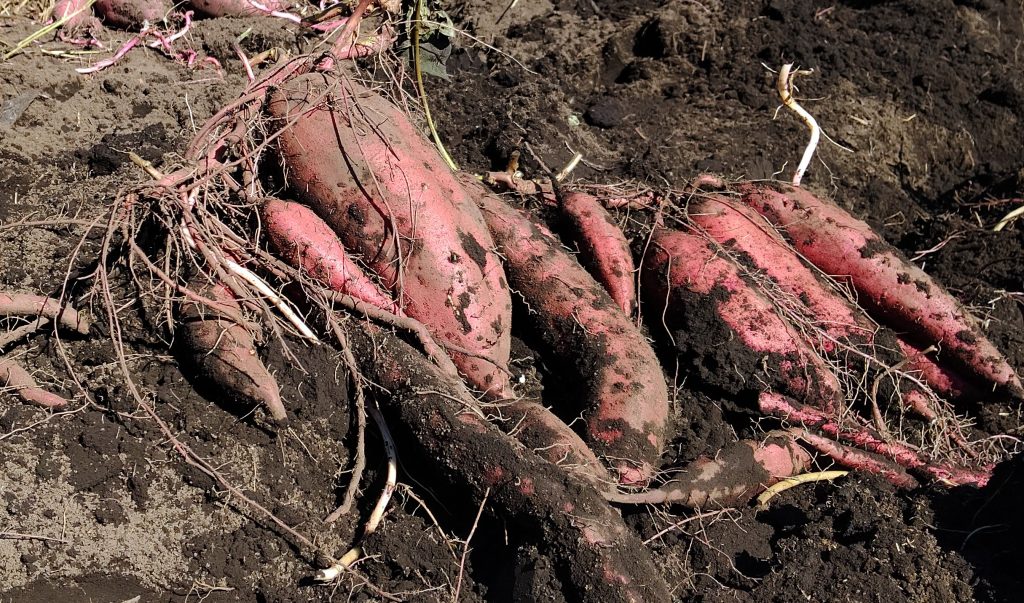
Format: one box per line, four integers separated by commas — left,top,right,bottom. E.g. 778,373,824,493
348,324,672,603
178,280,285,422
477,192,670,485
267,73,513,399
738,182,1023,399
642,227,843,410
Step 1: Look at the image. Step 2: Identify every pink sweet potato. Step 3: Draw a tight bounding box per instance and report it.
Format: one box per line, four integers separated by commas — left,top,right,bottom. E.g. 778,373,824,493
738,183,1023,399
688,195,944,418
642,227,843,411
268,73,513,399
260,197,401,316
895,337,978,400
178,280,286,422
476,192,669,485
760,392,991,487
0,358,69,408
52,0,99,32
688,194,874,354
561,191,637,315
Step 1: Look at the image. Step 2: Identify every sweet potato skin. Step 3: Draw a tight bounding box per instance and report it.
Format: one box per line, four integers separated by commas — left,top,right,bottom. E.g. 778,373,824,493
178,281,286,422
642,227,842,410
267,73,513,399
261,197,401,315
739,182,1023,399
476,192,670,485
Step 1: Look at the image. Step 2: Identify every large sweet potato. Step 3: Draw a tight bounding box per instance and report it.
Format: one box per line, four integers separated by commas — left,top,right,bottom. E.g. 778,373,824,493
688,195,948,416
476,192,670,485
348,324,672,603
267,73,513,399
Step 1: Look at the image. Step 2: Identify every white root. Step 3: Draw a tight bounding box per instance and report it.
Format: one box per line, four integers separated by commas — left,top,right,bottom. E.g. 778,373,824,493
777,63,820,187
993,203,1024,232
315,401,398,583
222,257,317,340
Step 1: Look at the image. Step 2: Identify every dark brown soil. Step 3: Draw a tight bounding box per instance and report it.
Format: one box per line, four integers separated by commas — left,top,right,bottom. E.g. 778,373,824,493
1,1,1023,601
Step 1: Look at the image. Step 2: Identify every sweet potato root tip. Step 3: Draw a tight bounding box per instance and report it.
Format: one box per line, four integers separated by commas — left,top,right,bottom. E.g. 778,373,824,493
267,73,513,399
642,227,842,410
349,325,672,603
179,281,286,423
476,193,670,484
0,358,69,407
739,182,1024,399
561,191,637,315
606,432,812,507
261,197,401,315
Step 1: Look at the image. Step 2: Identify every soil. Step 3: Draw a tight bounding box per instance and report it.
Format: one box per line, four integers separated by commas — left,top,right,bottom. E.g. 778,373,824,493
1,0,1024,601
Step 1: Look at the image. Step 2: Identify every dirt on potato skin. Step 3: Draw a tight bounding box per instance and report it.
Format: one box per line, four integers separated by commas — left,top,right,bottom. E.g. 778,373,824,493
1,1,1023,602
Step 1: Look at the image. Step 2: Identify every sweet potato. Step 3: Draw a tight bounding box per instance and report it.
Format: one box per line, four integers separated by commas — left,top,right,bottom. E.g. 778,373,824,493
688,195,943,418
688,194,874,353
641,227,843,410
760,392,991,487
348,324,672,603
476,192,670,485
93,0,169,29
0,358,69,408
738,183,1024,399
260,197,401,316
895,337,978,400
0,293,91,335
178,280,286,422
561,191,637,315
502,399,617,495
606,432,812,507
268,73,513,399
52,0,100,32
